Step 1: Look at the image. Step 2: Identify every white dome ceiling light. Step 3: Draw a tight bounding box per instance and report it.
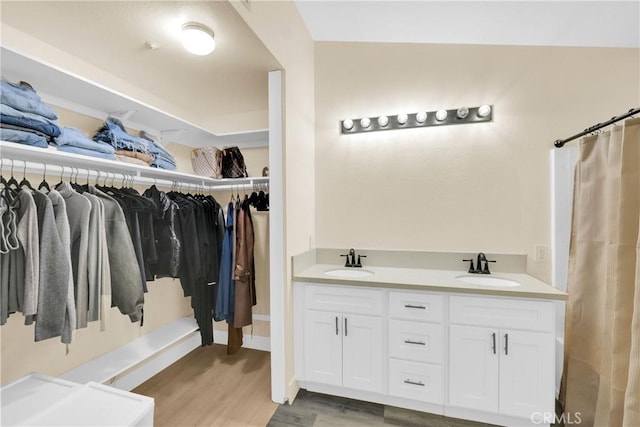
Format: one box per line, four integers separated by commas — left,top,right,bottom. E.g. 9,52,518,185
182,22,216,56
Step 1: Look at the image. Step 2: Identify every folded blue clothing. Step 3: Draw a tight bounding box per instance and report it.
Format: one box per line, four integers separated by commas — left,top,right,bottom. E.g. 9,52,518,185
151,156,177,170
138,131,177,169
0,104,60,127
0,113,61,137
0,79,58,120
56,127,115,154
57,144,117,160
93,117,149,153
0,128,49,148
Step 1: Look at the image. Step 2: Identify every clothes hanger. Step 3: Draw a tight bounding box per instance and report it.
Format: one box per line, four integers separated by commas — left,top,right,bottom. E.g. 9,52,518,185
19,160,36,192
37,162,51,192
6,159,20,191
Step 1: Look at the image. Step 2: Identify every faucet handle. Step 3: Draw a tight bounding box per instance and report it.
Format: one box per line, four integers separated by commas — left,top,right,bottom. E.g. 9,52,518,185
482,259,496,274
340,254,351,267
355,255,367,267
462,259,477,273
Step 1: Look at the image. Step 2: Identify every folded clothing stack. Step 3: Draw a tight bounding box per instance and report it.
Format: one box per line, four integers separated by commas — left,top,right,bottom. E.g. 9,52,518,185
140,131,177,170
92,117,177,170
94,117,149,153
55,127,116,160
0,79,61,148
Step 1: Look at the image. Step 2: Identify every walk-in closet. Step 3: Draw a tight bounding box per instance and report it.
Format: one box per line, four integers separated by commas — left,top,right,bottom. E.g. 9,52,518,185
1,2,284,425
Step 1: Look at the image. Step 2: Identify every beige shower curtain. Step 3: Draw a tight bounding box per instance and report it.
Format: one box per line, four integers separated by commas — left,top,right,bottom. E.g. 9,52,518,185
561,117,640,426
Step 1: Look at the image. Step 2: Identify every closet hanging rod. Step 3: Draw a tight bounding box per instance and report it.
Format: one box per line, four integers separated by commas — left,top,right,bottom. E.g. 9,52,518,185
554,107,640,148
0,159,265,192
0,141,268,189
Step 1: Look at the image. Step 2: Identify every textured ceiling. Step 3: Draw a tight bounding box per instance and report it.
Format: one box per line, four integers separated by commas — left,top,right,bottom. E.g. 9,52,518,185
295,1,640,48
0,1,280,134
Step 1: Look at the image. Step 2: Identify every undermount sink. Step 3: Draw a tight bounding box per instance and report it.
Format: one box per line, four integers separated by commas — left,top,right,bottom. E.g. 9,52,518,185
455,275,521,287
324,268,375,278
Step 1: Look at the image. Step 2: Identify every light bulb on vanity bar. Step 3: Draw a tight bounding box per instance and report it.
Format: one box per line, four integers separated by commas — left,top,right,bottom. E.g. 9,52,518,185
360,117,371,128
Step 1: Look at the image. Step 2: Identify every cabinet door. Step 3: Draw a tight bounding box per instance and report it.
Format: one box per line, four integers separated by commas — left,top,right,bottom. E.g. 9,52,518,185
499,329,554,418
449,325,499,412
304,310,342,386
342,314,383,393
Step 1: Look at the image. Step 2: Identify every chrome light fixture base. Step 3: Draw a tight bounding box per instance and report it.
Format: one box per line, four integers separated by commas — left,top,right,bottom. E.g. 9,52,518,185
340,105,493,135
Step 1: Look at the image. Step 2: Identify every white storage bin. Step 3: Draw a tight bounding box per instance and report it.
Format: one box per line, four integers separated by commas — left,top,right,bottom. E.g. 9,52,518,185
1,373,154,427
1,373,80,426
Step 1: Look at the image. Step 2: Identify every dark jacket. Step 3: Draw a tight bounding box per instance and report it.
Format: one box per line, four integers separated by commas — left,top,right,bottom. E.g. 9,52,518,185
143,186,180,279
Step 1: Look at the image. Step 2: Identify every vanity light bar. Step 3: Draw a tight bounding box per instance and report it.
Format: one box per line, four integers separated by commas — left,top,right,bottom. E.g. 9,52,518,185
340,105,493,135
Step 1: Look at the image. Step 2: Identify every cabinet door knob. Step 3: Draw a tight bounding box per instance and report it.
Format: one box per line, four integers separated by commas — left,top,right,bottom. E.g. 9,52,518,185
404,379,425,387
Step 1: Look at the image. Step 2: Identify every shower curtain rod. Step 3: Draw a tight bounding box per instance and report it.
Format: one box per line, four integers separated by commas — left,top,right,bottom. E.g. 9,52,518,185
554,107,640,148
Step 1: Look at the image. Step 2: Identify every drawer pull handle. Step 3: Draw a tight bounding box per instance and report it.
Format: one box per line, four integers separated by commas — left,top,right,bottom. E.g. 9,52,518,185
335,316,338,336
344,317,348,336
404,304,426,309
404,339,426,346
404,379,425,387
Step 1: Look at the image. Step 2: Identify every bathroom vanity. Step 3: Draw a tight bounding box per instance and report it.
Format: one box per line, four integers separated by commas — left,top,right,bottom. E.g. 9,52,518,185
293,250,566,427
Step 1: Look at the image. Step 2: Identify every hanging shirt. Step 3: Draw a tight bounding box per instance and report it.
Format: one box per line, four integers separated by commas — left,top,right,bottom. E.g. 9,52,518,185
16,189,39,323
215,202,235,324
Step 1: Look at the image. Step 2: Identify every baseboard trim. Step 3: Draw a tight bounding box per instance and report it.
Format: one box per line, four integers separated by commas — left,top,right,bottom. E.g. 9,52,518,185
213,330,271,352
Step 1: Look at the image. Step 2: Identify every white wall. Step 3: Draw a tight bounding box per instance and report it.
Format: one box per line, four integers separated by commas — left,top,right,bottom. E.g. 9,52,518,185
231,0,316,402
314,42,639,283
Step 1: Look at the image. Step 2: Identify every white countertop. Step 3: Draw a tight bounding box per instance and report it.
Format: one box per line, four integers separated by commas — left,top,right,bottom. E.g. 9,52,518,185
294,264,567,300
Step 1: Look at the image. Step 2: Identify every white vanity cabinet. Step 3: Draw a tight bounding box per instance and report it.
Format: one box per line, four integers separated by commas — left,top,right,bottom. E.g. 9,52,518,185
294,280,558,427
448,295,555,419
387,291,444,404
301,284,384,393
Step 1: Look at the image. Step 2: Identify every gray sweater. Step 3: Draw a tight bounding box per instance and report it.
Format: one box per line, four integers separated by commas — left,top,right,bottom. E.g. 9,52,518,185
56,183,91,329
48,189,77,344
86,186,144,322
33,191,71,342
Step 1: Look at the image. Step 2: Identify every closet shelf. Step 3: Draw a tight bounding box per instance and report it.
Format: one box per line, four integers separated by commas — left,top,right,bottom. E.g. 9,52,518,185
0,46,268,148
0,141,269,190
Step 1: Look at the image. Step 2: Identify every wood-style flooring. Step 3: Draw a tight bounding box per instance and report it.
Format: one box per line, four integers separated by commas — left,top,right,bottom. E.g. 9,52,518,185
133,345,278,427
135,346,555,427
267,389,495,427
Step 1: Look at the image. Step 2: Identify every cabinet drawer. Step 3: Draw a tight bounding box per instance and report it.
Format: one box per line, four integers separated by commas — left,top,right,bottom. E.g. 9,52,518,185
388,359,443,404
449,296,553,332
389,320,443,364
304,284,383,315
389,291,443,322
